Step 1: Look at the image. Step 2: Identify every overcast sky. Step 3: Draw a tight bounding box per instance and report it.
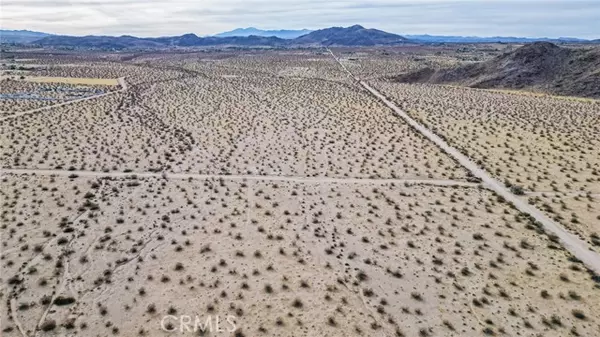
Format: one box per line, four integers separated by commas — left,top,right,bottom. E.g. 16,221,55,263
2,0,599,39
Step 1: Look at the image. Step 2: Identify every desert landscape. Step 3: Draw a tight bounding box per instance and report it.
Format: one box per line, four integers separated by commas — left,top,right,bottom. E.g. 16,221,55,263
374,78,600,247
1,37,599,337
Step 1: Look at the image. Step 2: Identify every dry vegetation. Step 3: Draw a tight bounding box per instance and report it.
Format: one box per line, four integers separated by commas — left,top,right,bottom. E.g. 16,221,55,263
329,45,502,81
374,82,600,246
1,47,599,336
2,175,599,336
1,52,465,180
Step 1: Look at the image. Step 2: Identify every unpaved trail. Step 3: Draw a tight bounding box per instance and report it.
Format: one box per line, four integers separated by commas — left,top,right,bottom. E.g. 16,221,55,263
0,168,479,187
327,49,600,275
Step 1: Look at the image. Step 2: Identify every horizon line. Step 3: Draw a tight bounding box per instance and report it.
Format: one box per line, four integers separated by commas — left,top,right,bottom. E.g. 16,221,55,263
0,26,598,41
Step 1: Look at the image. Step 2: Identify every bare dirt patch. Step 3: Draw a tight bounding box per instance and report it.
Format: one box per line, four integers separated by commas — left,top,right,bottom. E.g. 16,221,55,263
24,76,119,86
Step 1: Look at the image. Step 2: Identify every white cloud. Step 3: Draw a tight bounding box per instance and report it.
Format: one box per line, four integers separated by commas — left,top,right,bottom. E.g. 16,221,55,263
1,0,598,38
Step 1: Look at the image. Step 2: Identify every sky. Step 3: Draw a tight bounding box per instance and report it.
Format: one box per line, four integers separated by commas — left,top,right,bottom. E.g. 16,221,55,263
2,0,599,39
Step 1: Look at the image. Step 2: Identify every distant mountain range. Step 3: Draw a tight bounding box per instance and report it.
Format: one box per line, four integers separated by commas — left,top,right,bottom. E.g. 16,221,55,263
1,26,599,49
213,25,408,45
405,34,593,44
215,27,312,39
393,42,600,98
33,33,288,49
0,29,53,43
1,25,411,49
213,28,598,44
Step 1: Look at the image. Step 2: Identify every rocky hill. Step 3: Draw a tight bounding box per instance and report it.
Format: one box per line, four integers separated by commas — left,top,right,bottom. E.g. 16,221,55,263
393,42,600,98
294,25,409,46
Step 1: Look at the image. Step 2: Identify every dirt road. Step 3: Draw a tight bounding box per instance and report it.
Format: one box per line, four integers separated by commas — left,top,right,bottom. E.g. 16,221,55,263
327,49,600,274
0,168,479,187
362,81,600,274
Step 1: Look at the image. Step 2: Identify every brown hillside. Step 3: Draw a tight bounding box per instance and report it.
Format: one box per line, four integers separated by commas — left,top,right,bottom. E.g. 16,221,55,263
393,42,600,98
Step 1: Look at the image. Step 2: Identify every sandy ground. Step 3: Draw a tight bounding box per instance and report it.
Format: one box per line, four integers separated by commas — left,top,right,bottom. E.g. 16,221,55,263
24,76,119,86
0,168,479,187
1,49,599,337
1,174,599,337
374,81,600,248
1,70,467,181
358,80,600,275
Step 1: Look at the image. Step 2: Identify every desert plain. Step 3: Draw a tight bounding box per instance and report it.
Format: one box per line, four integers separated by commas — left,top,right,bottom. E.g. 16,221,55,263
1,46,599,337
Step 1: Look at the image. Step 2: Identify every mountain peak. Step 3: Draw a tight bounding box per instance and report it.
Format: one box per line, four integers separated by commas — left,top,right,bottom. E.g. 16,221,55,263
348,24,365,30
294,25,408,46
528,41,561,48
510,41,563,59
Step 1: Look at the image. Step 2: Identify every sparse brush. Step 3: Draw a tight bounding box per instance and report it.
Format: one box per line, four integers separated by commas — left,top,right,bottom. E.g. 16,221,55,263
292,298,303,308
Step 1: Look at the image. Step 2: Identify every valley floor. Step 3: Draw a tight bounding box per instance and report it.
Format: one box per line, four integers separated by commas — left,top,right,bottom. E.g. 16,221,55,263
1,48,599,337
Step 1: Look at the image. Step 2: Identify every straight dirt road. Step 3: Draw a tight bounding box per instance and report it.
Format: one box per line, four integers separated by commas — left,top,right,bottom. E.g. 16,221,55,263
326,49,600,275
0,168,480,187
